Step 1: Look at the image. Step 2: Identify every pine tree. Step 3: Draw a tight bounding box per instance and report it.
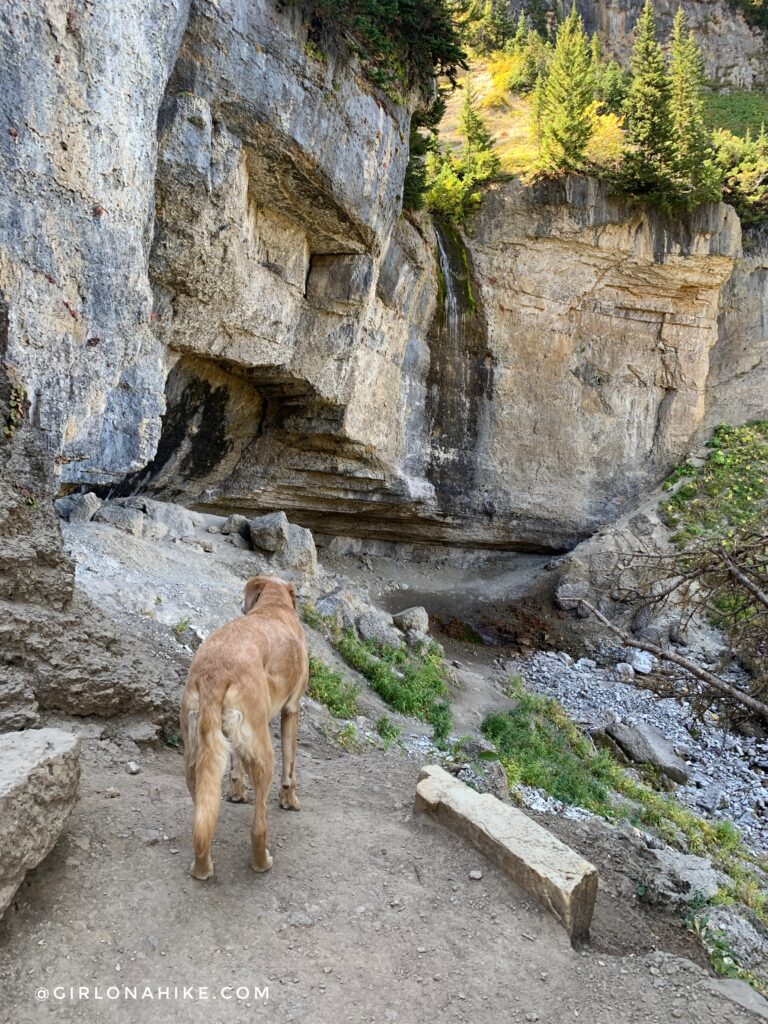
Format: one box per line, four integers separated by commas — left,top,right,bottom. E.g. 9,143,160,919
458,77,496,156
621,0,673,198
668,8,720,205
510,10,528,51
537,7,595,172
488,0,515,49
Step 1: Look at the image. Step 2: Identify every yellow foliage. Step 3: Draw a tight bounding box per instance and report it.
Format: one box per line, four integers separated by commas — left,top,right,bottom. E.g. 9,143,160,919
586,110,625,169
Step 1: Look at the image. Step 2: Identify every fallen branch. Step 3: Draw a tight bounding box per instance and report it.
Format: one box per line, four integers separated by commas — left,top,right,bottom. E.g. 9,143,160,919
579,600,768,723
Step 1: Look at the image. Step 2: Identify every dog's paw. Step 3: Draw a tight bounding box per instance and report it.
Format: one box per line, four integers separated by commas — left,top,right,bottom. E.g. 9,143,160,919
190,857,214,881
279,786,301,811
226,789,249,803
249,850,273,873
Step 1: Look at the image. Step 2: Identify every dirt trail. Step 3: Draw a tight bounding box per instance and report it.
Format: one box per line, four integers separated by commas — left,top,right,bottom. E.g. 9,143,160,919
0,730,762,1024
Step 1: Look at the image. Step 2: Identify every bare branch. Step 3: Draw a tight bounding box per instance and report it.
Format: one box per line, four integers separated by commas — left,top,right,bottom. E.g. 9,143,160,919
579,600,768,723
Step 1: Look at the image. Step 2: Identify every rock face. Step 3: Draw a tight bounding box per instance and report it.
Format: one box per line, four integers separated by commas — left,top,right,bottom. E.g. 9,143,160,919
0,360,182,732
573,0,768,89
0,2,766,555
0,729,80,917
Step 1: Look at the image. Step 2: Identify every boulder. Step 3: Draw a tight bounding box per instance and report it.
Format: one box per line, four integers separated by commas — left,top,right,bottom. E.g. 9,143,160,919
627,649,656,675
606,719,689,784
615,662,635,683
55,491,103,523
705,906,768,974
280,523,318,576
392,606,430,634
0,729,81,917
554,579,590,616
356,610,402,648
249,511,290,552
221,514,250,539
120,497,197,539
93,502,144,537
315,588,371,630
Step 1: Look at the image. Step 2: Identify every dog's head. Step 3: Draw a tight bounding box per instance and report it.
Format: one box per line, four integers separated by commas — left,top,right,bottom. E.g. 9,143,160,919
242,574,297,614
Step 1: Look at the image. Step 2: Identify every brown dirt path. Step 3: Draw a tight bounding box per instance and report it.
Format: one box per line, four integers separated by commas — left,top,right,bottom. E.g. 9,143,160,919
0,733,762,1024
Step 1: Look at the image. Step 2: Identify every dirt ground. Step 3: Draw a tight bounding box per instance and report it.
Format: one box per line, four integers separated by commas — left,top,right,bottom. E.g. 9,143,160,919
0,727,763,1024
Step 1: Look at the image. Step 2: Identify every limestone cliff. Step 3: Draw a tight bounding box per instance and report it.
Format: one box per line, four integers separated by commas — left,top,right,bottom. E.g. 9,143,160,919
1,0,767,560
571,0,767,89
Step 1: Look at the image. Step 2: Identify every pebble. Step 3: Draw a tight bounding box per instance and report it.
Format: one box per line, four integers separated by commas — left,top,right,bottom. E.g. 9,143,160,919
104,787,120,798
468,870,483,881
126,761,140,775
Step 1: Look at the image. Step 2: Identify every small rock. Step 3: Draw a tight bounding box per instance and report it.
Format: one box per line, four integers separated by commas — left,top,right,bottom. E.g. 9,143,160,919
557,652,573,668
125,761,140,775
392,606,430,634
357,611,402,648
468,869,483,881
575,657,596,671
615,662,635,682
627,650,655,675
104,787,121,799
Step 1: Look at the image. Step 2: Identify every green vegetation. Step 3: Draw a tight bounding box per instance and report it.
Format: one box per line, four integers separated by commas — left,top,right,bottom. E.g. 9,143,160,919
704,89,768,137
335,629,453,742
535,8,594,173
303,0,466,98
727,0,768,32
423,76,500,220
174,617,190,635
376,715,402,748
308,656,361,718
713,126,768,224
481,676,768,949
660,422,768,544
425,1,767,222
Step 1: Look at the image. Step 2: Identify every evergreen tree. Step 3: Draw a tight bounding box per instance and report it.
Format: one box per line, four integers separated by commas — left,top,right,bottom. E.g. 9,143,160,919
667,8,720,204
458,77,496,155
403,95,446,210
537,7,595,172
620,0,673,199
510,10,528,51
488,0,515,49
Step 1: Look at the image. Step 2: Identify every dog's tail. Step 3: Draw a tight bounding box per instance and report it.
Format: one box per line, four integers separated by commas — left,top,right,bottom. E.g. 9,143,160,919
191,694,229,863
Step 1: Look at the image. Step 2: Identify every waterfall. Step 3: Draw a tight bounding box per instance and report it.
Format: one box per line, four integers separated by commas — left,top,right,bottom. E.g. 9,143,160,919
426,219,492,502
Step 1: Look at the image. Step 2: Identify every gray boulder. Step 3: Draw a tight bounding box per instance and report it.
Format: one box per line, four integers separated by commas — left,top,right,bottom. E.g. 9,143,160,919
607,719,689,783
280,523,317,577
120,497,198,539
0,729,81,917
392,606,430,634
356,610,402,648
221,513,250,539
627,649,655,675
55,491,103,523
315,588,371,630
249,511,290,552
705,906,768,974
93,502,144,537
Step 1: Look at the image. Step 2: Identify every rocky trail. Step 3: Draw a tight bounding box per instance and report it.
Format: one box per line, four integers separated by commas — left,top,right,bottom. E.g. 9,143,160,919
1,499,767,1022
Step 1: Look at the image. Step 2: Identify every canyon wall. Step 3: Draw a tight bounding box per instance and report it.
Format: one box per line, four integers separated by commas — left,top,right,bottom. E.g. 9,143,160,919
571,0,768,89
1,0,767,561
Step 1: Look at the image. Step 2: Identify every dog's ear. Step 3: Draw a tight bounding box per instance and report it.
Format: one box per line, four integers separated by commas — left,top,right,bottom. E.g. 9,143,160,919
243,576,268,614
287,582,298,609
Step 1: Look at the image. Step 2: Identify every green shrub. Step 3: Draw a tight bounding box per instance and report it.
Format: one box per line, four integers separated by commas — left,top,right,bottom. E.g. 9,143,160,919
376,715,402,748
308,656,361,718
660,421,768,542
334,630,453,741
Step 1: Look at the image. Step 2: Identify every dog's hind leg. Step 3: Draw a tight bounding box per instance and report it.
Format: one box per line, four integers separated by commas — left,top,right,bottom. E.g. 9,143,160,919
278,703,301,811
227,752,249,803
246,734,274,873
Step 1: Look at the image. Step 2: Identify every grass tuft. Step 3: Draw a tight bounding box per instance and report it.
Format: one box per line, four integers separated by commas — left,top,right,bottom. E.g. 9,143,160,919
307,656,360,719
